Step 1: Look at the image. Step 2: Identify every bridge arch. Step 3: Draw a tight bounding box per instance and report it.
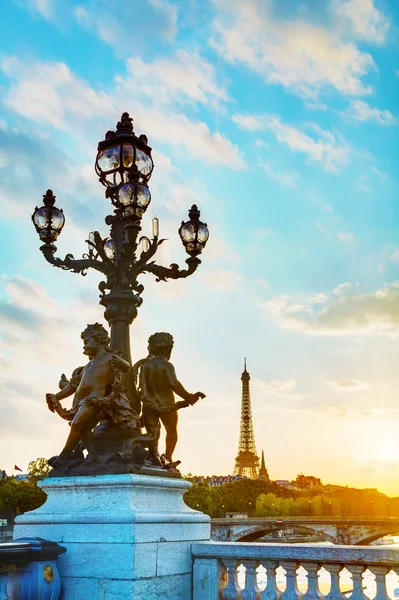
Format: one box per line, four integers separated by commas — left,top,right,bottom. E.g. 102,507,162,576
233,525,336,544
354,529,399,546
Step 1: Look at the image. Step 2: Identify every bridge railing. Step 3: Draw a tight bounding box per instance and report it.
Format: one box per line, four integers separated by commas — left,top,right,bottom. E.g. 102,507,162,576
212,517,399,523
192,541,399,600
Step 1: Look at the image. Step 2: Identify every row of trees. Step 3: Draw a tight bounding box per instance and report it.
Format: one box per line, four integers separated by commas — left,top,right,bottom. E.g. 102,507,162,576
184,478,399,519
256,493,341,517
2,459,399,522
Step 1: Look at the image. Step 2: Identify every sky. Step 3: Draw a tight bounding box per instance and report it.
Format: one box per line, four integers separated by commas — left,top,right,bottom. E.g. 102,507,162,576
0,0,399,495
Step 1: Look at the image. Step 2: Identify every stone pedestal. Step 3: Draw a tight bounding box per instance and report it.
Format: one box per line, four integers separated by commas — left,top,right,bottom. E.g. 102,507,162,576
14,474,210,600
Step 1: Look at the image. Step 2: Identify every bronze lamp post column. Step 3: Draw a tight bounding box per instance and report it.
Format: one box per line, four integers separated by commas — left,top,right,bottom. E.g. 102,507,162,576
32,113,209,410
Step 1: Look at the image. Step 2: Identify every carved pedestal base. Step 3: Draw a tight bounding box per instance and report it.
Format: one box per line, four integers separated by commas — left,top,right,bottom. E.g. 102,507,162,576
48,423,180,478
14,474,211,600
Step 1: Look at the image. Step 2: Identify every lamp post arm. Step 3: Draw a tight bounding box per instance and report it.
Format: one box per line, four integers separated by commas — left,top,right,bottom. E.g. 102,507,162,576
134,236,165,269
136,256,201,282
40,243,109,277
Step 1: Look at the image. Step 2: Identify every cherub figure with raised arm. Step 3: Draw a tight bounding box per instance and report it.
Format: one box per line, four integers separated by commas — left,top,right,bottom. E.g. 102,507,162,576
46,323,138,468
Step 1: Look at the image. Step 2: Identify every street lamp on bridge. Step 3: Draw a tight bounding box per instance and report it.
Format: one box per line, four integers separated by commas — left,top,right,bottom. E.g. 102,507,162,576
32,112,209,411
370,501,374,519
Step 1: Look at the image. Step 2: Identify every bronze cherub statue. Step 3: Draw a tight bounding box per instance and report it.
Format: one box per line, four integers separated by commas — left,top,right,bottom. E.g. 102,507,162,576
46,323,142,470
46,325,204,477
133,332,205,470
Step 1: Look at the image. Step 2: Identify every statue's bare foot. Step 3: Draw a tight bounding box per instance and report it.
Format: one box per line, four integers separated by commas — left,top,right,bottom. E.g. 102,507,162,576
148,451,162,467
160,454,181,471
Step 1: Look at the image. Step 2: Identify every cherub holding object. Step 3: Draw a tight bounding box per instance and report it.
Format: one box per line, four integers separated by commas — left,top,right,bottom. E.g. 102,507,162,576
133,332,205,467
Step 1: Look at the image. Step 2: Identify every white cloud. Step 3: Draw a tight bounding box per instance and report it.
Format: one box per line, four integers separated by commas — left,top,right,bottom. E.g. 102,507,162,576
123,50,228,107
212,0,376,101
0,57,115,129
262,161,298,187
252,377,302,400
371,166,388,180
356,174,371,193
232,114,265,131
134,109,245,169
75,0,177,54
348,101,396,125
261,281,399,336
234,113,350,172
21,0,54,20
325,379,370,392
332,0,390,44
203,269,243,290
337,231,356,243
390,249,399,263
0,55,244,170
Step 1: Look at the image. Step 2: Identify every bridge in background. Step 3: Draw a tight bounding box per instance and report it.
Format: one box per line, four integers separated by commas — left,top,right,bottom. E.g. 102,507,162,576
211,517,399,545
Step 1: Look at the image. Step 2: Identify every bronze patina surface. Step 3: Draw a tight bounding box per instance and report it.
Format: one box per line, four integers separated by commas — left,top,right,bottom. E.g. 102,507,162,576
133,332,205,471
46,326,204,477
31,115,209,478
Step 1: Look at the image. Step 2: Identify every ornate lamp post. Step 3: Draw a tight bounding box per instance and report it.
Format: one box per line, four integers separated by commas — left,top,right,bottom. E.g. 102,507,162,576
32,113,209,410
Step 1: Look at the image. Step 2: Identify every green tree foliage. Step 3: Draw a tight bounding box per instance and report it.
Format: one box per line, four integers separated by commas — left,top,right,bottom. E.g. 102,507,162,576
256,493,341,517
27,457,51,482
184,478,399,519
0,478,46,520
184,479,276,517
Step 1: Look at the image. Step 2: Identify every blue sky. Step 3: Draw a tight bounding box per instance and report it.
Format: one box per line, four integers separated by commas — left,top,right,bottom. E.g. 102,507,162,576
1,0,399,494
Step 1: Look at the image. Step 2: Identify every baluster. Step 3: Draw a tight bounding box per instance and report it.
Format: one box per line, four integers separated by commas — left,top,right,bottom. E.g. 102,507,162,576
302,563,323,600
222,558,241,600
347,565,367,600
325,564,346,600
220,562,228,594
241,560,261,600
261,561,281,600
371,566,390,600
280,562,302,600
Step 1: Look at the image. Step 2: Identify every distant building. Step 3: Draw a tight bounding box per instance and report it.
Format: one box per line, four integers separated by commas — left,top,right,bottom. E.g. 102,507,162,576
225,512,249,519
275,480,292,488
190,475,246,487
294,474,322,489
14,474,28,481
0,470,7,481
258,450,270,482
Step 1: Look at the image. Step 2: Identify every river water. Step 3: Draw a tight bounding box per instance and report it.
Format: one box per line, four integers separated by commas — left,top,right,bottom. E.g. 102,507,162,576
236,537,399,597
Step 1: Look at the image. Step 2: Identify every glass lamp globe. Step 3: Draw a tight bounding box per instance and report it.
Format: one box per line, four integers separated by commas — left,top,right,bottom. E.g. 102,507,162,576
95,113,154,192
179,204,209,256
32,190,65,244
118,182,151,217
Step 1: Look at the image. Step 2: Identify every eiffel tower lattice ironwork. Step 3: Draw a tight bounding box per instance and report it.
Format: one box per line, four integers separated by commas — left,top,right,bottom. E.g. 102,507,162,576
233,358,260,479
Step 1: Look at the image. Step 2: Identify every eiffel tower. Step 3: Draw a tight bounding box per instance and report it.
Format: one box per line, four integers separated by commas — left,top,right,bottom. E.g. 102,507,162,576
233,359,260,479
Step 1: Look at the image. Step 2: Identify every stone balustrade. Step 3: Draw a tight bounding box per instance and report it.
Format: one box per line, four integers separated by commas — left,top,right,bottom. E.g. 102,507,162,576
192,541,399,600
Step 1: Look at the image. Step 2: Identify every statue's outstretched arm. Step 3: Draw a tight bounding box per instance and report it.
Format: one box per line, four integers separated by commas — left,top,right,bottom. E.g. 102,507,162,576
53,382,76,401
165,363,196,401
46,367,83,410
